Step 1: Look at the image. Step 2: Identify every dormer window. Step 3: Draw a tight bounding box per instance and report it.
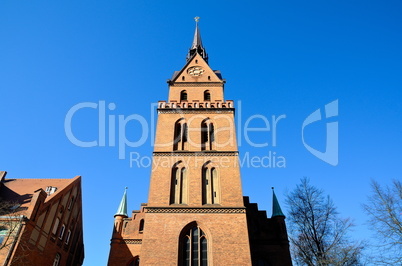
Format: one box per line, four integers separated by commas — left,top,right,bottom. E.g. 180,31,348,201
46,186,57,195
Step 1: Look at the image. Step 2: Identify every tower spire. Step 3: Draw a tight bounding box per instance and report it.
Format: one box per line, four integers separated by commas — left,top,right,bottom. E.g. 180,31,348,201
115,187,128,217
271,187,285,217
187,16,208,63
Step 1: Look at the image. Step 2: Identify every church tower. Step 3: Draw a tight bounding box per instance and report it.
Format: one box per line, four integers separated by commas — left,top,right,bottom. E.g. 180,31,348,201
108,19,292,266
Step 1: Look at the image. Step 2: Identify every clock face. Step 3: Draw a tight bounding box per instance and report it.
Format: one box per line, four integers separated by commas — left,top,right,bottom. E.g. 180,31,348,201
187,66,205,76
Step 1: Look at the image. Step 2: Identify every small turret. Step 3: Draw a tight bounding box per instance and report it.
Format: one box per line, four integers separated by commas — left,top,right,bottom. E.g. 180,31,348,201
271,187,285,218
271,187,290,248
113,187,128,239
115,187,128,218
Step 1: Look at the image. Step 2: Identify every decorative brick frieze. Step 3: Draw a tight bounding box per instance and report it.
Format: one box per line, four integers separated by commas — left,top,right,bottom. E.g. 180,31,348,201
153,151,238,157
145,207,246,214
123,239,142,245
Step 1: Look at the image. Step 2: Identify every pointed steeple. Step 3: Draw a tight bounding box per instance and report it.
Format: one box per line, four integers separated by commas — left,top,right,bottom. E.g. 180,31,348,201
115,187,128,217
271,187,285,218
187,16,208,63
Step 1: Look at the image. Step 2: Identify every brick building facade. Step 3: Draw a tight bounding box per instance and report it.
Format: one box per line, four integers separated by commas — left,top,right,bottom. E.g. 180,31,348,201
108,20,292,266
0,171,84,266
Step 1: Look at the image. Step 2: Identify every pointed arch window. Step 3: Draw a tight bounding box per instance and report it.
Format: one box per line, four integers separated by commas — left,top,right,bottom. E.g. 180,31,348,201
180,225,208,266
204,90,211,101
174,119,188,151
170,162,188,204
201,119,214,151
202,164,220,205
181,90,188,101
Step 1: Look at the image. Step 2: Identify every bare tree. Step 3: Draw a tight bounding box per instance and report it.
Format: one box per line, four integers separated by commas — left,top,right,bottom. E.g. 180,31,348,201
363,179,402,265
0,199,32,266
0,200,23,251
286,178,363,266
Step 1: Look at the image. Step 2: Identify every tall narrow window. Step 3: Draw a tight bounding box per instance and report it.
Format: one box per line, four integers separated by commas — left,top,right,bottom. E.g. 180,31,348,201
201,122,208,151
59,224,66,240
174,119,188,151
53,253,61,266
170,163,188,204
174,122,182,150
180,225,208,266
67,196,75,210
211,168,220,204
65,230,71,244
201,119,214,151
209,124,214,151
204,90,211,101
202,167,210,204
52,218,60,235
202,164,220,205
181,90,188,101
182,123,188,149
139,219,144,232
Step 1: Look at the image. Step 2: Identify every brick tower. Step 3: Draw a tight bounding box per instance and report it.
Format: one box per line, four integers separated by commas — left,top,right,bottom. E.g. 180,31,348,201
108,19,292,266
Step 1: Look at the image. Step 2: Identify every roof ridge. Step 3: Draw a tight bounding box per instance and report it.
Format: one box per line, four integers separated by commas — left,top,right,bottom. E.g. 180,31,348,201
4,175,80,180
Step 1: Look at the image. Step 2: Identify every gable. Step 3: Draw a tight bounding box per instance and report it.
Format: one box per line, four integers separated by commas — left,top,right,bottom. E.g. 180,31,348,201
171,53,222,83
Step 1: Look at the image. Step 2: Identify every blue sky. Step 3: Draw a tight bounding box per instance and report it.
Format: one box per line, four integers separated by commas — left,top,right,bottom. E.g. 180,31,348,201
1,0,401,265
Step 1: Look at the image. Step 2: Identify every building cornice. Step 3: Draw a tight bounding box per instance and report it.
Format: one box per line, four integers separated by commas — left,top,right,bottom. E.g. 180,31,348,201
144,207,246,214
153,151,238,156
169,82,224,87
158,108,234,114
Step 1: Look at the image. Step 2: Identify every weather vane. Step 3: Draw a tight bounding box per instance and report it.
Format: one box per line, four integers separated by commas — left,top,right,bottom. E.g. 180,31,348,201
194,16,200,23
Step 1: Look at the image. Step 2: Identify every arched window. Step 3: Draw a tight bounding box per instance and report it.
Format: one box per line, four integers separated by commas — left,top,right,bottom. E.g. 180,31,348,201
173,119,188,151
180,90,188,101
170,162,188,204
204,90,211,101
202,163,220,205
53,253,61,266
139,219,144,232
201,119,214,151
180,224,208,266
